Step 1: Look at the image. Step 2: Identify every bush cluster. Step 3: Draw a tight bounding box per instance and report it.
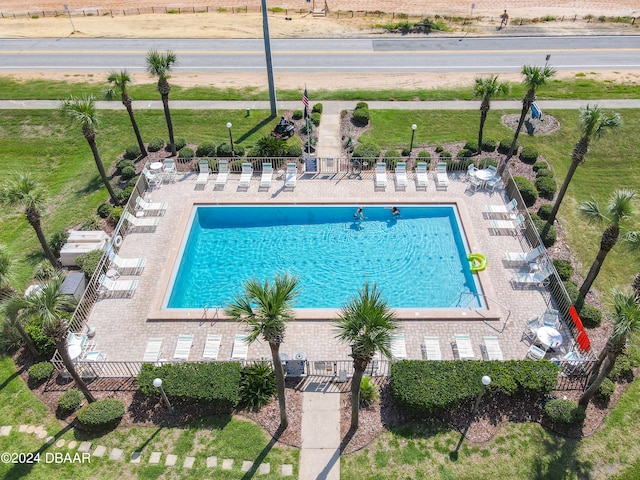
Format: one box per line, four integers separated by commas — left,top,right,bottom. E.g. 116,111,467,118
544,398,586,424
519,146,539,164
532,161,550,172
108,206,124,225
310,112,321,126
178,147,195,161
435,145,444,153
439,150,452,160
172,138,187,151
535,176,557,200
77,398,125,430
239,361,276,409
596,377,615,400
352,102,370,127
75,249,104,277
25,320,56,356
123,145,141,160
58,389,84,412
292,110,303,120
48,230,69,257
117,160,135,173
536,168,554,179
608,354,634,382
120,166,136,181
530,213,557,248
463,141,479,153
417,151,431,164
217,142,245,157
28,361,54,384
481,138,497,152
312,103,323,114
97,204,112,220
147,138,165,152
498,138,518,154
352,143,381,159
456,148,474,158
196,142,217,157
359,376,380,406
552,258,574,281
580,304,603,328
513,176,538,207
537,203,553,220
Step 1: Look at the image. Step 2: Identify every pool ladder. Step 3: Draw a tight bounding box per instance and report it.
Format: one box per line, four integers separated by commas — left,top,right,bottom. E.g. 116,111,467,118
203,304,221,321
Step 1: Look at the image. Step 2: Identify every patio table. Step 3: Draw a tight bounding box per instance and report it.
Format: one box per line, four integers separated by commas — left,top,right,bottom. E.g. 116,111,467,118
537,326,563,349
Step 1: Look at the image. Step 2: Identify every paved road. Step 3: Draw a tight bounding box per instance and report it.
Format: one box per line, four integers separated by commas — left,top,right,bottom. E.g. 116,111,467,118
1,36,639,74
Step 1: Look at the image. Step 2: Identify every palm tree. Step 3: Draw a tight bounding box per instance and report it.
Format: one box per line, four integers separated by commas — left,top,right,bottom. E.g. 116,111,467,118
504,64,556,162
622,231,640,297
2,293,39,357
224,273,299,429
146,50,177,156
579,289,640,407
59,95,120,205
334,283,398,431
0,173,59,267
21,273,95,403
577,189,636,301
0,244,15,300
473,75,508,151
546,105,622,227
106,70,147,158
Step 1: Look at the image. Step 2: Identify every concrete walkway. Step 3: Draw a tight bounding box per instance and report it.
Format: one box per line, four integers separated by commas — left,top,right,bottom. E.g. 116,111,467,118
315,101,343,161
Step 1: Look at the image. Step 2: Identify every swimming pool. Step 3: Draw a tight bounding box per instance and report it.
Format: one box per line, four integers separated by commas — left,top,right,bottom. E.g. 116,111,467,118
164,205,483,309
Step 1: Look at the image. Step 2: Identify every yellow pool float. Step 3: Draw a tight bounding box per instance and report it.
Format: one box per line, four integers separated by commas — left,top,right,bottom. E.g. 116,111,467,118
467,253,487,272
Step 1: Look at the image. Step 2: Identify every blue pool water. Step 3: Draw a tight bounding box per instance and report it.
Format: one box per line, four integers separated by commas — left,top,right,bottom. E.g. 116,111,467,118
165,205,483,309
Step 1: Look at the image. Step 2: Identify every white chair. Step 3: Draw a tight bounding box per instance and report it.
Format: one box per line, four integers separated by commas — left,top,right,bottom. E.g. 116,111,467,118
395,162,408,191
435,162,449,189
215,160,229,188
490,214,525,235
196,160,209,188
260,162,273,190
284,163,297,189
375,163,388,189
466,163,477,182
123,211,159,232
483,336,504,360
512,264,554,287
143,338,163,362
98,275,137,298
109,251,146,275
524,315,541,343
142,168,160,189
454,334,475,360
542,309,560,328
390,333,407,360
469,174,484,192
135,196,167,216
67,332,86,347
486,173,502,192
162,159,176,183
202,334,222,360
503,245,545,265
415,162,429,190
239,163,253,189
484,199,518,218
527,344,547,360
231,334,249,360
173,334,193,361
423,336,442,360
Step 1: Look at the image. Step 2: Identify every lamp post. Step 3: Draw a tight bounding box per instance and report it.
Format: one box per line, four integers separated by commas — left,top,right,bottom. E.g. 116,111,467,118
409,124,417,156
153,378,174,413
472,375,492,417
226,122,235,157
451,374,491,461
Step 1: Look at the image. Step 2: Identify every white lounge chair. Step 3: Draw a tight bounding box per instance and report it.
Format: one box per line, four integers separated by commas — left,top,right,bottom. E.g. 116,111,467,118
435,162,449,189
231,334,249,360
109,251,146,275
503,244,545,265
483,336,504,360
512,264,554,287
215,160,229,188
484,199,518,218
490,213,525,235
239,163,253,189
423,336,442,360
390,333,407,360
395,162,408,191
415,162,429,190
173,334,193,360
143,338,163,362
375,163,388,189
196,160,209,188
202,334,222,360
99,274,137,298
142,168,160,189
284,163,297,189
135,196,167,216
123,211,159,232
162,159,176,183
260,162,273,190
454,334,475,360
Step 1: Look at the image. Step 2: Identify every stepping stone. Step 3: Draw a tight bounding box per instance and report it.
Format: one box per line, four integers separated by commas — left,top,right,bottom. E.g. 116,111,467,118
206,456,217,468
183,456,195,469
0,426,12,436
110,448,124,461
93,445,107,457
222,459,233,470
149,452,161,464
282,464,293,476
67,441,77,449
26,425,36,434
259,463,270,475
34,426,44,435
55,439,65,448
241,460,253,472
37,431,47,439
130,452,142,464
19,425,28,433
78,441,92,453
45,436,55,445
165,454,177,466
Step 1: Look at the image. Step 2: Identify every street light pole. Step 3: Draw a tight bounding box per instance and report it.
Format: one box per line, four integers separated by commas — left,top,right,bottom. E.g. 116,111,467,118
63,4,76,33
226,122,235,157
472,375,492,417
153,378,174,413
409,124,417,156
544,54,551,68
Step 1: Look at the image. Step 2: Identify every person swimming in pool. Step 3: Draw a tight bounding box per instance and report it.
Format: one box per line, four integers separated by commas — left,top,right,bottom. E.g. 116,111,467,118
354,207,365,221
392,207,400,217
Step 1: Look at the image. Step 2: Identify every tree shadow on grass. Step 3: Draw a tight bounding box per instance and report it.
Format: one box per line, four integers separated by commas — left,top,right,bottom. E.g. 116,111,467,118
240,424,286,479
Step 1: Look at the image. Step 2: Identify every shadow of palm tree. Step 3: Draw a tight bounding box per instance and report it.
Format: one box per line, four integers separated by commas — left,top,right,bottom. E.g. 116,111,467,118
240,424,285,479
236,115,277,144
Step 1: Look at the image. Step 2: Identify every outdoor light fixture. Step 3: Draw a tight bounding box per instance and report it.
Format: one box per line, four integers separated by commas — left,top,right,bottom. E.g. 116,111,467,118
409,123,418,156
153,377,174,413
226,122,235,157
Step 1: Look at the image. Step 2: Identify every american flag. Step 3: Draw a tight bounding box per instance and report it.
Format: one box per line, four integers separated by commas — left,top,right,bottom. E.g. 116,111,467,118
302,88,309,118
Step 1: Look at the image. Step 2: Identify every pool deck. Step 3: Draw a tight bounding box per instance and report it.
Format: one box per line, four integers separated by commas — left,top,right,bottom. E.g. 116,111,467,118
86,169,565,363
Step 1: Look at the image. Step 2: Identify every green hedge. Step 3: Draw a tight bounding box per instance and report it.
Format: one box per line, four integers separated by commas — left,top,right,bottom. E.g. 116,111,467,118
544,398,585,424
481,138,497,152
28,361,54,384
147,138,165,152
513,176,538,207
519,146,539,164
196,141,217,157
123,145,141,160
58,389,84,412
352,107,370,127
535,176,557,200
77,398,125,430
352,143,380,159
531,213,558,247
137,362,241,407
391,360,559,412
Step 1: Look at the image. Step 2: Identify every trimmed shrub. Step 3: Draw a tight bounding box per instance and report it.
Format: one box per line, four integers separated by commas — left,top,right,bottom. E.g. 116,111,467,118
217,142,233,157
25,320,56,356
123,145,141,160
435,145,444,153
417,150,431,164
383,149,402,168
300,121,315,135
439,150,452,160
173,138,187,151
310,112,321,126
481,138,497,152
121,186,134,202
77,398,125,430
519,146,539,164
498,137,517,154
312,103,323,114
456,148,473,158
75,249,104,277
513,176,538,207
196,141,217,157
531,213,557,247
58,389,84,412
239,361,276,409
28,361,54,384
535,176,557,200
580,304,603,328
360,376,380,406
538,204,553,221
178,147,195,161
33,261,57,280
352,143,381,159
536,168,554,179
608,354,634,382
355,102,369,110
48,230,69,257
285,142,303,158
147,138,165,152
463,141,479,153
564,280,580,302
552,258,574,281
596,377,615,399
120,166,136,181
116,159,135,173
80,215,102,231
533,161,550,172
292,110,303,120
128,177,139,188
352,107,370,127
544,399,585,424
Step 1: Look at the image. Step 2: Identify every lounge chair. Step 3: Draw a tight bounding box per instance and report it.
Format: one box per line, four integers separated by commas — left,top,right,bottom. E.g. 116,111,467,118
162,159,176,183
527,344,547,360
143,338,163,362
98,274,137,298
490,213,525,235
173,334,193,360
123,211,159,232
215,160,229,188
196,160,210,188
483,336,504,360
512,264,554,287
435,162,449,189
142,168,160,189
454,334,475,360
503,245,545,265
135,196,167,216
239,163,253,189
202,334,222,360
260,162,273,190
484,199,518,218
375,163,388,189
423,336,442,360
108,251,146,275
67,332,86,347
390,333,407,360
231,334,249,360
284,163,297,189
415,162,429,190
395,162,408,191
